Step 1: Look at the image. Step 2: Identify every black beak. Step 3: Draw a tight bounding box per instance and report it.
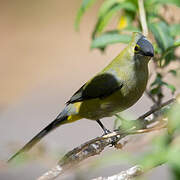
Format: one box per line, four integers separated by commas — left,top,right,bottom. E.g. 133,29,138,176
143,43,154,57
144,48,154,57
137,36,154,57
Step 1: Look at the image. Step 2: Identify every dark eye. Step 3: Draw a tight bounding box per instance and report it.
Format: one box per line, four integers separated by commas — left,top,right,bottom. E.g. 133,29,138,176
134,45,139,52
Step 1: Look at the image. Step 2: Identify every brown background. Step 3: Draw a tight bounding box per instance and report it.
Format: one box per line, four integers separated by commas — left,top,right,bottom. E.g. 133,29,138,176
0,0,178,179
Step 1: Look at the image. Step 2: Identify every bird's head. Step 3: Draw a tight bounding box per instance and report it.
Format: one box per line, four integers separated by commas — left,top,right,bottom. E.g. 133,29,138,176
130,32,154,63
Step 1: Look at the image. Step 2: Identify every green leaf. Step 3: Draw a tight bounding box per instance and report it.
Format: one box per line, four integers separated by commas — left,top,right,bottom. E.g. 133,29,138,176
149,21,175,66
150,87,161,95
151,73,176,94
114,114,123,129
158,0,180,7
93,2,136,37
174,38,180,46
168,101,180,132
98,0,119,18
149,21,174,52
163,83,176,94
169,24,180,37
75,0,97,30
91,32,131,49
151,73,163,87
98,0,137,18
147,0,180,7
169,70,177,76
167,143,180,170
140,150,167,171
160,38,180,64
146,11,168,24
123,25,140,32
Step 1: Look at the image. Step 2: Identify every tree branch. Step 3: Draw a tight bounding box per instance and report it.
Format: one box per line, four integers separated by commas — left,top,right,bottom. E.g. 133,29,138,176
37,98,175,180
138,0,148,36
92,165,143,180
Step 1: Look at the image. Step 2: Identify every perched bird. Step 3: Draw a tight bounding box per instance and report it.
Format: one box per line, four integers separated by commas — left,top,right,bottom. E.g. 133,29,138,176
8,32,154,162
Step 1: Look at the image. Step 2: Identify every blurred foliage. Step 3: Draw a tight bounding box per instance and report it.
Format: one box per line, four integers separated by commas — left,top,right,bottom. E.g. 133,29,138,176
76,0,180,105
76,0,180,179
138,96,180,180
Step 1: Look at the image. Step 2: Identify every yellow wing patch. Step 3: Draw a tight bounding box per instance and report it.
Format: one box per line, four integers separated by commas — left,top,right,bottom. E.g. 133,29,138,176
73,102,82,112
67,102,82,123
67,114,81,123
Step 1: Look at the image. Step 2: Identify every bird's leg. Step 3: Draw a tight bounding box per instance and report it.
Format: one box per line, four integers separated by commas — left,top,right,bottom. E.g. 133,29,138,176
96,120,118,147
96,119,111,135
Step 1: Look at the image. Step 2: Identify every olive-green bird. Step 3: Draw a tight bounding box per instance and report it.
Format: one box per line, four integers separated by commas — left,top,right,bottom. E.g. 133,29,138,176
8,32,154,162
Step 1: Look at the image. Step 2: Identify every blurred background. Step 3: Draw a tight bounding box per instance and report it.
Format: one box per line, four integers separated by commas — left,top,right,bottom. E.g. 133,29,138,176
0,0,179,179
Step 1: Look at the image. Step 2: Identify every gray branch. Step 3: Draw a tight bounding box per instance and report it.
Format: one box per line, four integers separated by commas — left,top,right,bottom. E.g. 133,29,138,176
92,165,143,180
37,98,175,180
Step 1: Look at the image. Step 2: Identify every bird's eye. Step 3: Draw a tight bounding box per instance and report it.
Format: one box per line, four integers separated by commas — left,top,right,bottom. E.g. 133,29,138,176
134,45,140,53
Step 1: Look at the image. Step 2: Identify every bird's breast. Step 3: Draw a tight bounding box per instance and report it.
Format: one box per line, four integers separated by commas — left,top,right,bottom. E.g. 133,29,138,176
100,68,148,115
76,65,148,120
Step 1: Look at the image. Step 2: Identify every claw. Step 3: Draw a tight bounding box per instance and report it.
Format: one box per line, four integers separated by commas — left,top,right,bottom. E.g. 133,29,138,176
102,129,111,136
96,120,118,147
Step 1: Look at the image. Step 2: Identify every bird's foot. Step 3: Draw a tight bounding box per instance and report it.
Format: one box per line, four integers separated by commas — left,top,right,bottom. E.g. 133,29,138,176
102,129,118,147
102,128,111,136
96,120,118,146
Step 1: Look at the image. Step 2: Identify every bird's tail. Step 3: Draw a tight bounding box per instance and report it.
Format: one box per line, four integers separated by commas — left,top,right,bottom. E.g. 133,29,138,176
8,111,79,163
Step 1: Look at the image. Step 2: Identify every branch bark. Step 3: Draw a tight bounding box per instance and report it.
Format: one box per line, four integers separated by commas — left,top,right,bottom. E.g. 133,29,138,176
37,98,175,180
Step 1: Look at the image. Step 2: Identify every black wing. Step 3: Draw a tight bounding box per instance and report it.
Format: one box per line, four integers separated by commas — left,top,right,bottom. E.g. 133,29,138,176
66,73,123,104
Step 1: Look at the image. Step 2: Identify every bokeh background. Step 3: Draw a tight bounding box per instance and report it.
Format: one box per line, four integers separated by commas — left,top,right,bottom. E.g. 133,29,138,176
0,1,179,179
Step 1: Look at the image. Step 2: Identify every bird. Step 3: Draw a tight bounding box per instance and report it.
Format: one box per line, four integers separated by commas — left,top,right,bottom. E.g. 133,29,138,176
8,32,154,162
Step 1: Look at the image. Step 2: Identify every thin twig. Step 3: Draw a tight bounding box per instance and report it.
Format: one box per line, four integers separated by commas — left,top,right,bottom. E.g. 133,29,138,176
138,98,175,120
37,98,175,180
145,90,157,104
138,0,148,36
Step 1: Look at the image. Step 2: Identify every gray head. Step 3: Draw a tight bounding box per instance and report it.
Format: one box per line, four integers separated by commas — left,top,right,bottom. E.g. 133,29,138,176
135,35,154,58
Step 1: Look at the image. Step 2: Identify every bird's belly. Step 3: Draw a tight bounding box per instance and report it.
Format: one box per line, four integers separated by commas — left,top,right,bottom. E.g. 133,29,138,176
77,73,148,120
77,85,145,120
100,87,144,116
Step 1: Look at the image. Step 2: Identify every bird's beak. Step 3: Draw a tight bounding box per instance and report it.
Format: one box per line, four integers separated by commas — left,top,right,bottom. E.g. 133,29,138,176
143,42,154,57
137,36,154,57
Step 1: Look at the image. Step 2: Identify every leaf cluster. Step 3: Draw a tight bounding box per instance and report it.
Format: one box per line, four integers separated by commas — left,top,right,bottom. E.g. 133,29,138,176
75,0,180,179
75,0,180,106
139,98,180,180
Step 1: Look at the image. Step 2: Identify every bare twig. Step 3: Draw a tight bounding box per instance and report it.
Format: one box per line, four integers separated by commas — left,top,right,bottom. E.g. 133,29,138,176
145,90,157,104
92,165,143,180
37,98,175,180
138,98,175,120
138,0,148,36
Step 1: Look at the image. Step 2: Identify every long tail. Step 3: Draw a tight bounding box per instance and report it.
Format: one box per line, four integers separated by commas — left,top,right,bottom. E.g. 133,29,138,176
8,113,69,163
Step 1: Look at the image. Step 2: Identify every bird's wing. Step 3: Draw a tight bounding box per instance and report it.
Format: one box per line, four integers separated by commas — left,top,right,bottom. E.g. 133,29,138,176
66,73,123,104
